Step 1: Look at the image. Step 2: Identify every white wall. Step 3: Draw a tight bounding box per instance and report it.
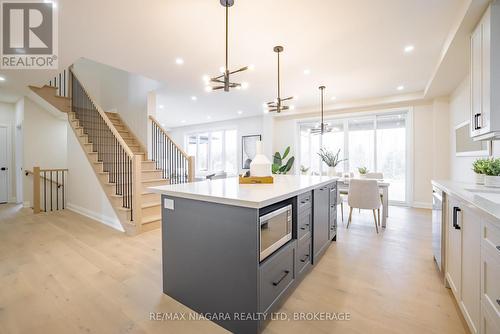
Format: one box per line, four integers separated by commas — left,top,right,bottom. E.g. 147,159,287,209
168,115,269,175
14,99,23,203
72,58,164,148
66,127,123,231
22,98,68,207
0,102,15,202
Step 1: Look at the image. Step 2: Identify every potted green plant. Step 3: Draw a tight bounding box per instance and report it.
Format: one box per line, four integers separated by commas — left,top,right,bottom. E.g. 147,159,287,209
358,166,368,178
317,148,347,176
472,158,487,185
272,146,295,174
483,158,500,187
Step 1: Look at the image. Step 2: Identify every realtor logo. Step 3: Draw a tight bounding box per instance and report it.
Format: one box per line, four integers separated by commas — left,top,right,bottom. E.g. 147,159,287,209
1,0,58,69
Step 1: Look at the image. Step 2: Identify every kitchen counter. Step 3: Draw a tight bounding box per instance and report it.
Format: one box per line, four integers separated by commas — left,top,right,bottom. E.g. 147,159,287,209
148,175,338,208
432,179,500,222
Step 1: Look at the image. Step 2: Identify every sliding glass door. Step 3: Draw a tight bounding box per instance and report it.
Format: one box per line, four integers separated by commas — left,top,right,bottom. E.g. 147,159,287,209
299,111,409,204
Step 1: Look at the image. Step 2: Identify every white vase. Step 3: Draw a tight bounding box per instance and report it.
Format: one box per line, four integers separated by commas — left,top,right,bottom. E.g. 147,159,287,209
484,175,500,187
475,173,485,185
327,166,336,177
359,174,367,178
250,141,272,177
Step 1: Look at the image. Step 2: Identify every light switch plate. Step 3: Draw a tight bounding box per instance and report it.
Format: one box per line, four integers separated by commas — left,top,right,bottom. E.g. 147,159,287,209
164,198,174,210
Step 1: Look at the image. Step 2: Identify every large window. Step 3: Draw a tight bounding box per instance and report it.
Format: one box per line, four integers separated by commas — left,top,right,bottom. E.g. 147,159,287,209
299,112,408,203
186,129,237,176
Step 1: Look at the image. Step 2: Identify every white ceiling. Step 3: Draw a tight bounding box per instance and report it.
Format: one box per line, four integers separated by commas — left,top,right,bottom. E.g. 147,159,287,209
0,0,467,126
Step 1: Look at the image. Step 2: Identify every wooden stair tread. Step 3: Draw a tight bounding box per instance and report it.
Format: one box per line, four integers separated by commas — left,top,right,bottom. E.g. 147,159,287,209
142,215,161,224
142,202,161,209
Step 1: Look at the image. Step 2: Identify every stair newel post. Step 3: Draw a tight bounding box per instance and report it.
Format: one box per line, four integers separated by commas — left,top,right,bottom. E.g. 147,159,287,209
188,156,196,183
33,167,41,214
132,154,142,232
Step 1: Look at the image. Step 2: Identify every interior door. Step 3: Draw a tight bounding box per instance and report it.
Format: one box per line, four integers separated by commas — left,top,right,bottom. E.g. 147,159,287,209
0,126,8,203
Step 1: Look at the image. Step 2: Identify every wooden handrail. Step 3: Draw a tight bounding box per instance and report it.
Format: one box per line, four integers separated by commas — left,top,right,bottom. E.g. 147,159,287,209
25,169,66,187
69,68,135,158
149,115,190,158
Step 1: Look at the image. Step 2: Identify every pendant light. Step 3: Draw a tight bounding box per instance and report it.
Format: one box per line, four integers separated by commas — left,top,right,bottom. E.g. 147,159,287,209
267,46,294,113
208,0,248,92
310,86,332,135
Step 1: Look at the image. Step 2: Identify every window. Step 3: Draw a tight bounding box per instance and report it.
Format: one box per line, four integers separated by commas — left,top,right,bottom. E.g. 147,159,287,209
186,129,237,177
299,111,408,204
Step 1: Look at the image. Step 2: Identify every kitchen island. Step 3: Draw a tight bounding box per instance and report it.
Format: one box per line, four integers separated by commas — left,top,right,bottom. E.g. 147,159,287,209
148,175,338,334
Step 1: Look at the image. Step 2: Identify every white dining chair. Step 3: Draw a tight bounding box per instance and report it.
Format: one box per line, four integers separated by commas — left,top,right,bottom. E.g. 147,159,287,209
365,172,384,179
347,179,381,233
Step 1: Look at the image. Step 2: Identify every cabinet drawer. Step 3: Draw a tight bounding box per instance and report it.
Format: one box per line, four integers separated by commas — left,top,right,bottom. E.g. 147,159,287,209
296,237,312,276
259,242,295,313
483,220,500,261
298,191,312,212
481,245,500,318
481,299,500,334
298,209,312,241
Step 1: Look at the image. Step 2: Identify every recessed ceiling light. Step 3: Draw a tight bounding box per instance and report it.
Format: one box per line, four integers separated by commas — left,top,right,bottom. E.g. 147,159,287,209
0,76,5,81
331,96,337,101
202,75,210,83
237,110,243,115
248,64,255,71
241,82,249,90
207,115,212,120
404,45,415,53
290,105,295,110
219,66,225,74
303,69,311,75
181,120,186,123
159,105,164,109
161,123,166,127
175,57,184,65
205,86,213,92
191,96,198,101
263,109,269,114
397,85,405,91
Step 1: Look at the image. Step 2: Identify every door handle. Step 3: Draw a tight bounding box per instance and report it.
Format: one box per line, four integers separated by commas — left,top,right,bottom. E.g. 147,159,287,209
497,299,500,307
300,254,310,263
453,207,461,230
272,270,290,286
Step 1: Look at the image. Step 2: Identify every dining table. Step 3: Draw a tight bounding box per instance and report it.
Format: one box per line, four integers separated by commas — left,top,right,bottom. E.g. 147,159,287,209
336,178,390,228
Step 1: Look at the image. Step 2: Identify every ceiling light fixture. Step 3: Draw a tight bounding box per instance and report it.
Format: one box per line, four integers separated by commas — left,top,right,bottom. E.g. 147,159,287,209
181,120,186,123
303,69,311,75
404,45,414,53
175,57,184,65
159,105,164,109
397,85,405,91
191,96,198,101
267,46,294,113
237,110,243,115
207,115,212,120
0,76,5,81
310,86,332,135
208,0,248,92
331,96,337,101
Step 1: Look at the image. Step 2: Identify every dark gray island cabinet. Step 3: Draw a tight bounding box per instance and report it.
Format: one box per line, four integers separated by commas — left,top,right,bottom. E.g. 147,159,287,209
149,175,338,334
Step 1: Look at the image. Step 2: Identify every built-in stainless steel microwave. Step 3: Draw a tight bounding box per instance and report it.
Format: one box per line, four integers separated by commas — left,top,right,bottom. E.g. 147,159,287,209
259,204,292,261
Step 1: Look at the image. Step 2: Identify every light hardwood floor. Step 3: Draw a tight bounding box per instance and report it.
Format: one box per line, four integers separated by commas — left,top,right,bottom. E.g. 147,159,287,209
0,204,468,334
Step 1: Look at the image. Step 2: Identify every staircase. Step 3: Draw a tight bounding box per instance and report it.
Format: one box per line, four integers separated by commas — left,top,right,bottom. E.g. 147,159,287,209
28,67,192,235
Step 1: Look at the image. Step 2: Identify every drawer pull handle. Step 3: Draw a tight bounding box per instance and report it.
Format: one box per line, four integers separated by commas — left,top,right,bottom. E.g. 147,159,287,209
300,198,310,204
497,299,500,307
496,246,500,252
453,207,461,230
300,223,310,231
272,270,290,286
300,254,310,263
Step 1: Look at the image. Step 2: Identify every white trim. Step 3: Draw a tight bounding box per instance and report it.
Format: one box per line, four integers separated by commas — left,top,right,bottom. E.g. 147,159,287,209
454,120,491,157
412,201,432,209
23,201,30,208
66,203,125,232
0,123,12,204
406,108,414,206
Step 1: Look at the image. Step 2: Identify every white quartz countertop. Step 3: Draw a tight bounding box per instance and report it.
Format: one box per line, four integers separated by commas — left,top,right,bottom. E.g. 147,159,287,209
432,179,500,221
148,175,338,208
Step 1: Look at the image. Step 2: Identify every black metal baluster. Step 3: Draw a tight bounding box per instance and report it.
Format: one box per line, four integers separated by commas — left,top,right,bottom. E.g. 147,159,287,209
50,171,53,211
62,170,65,209
43,171,47,212
56,171,59,210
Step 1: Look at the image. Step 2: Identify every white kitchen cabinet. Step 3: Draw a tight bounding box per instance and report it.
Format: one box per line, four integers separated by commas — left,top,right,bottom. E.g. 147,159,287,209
446,196,462,299
445,196,481,334
470,3,500,140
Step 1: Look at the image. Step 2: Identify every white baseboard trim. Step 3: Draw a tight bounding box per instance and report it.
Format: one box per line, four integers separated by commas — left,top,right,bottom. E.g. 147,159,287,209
66,203,125,232
412,201,432,209
23,201,31,208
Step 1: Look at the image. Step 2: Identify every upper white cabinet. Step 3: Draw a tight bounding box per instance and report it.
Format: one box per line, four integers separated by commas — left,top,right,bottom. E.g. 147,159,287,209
470,3,500,140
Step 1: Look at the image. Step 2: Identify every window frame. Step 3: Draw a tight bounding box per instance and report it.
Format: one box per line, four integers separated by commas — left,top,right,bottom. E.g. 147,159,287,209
298,108,413,206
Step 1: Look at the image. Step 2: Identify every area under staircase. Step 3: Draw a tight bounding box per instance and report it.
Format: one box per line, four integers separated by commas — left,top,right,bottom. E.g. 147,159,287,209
29,67,194,235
